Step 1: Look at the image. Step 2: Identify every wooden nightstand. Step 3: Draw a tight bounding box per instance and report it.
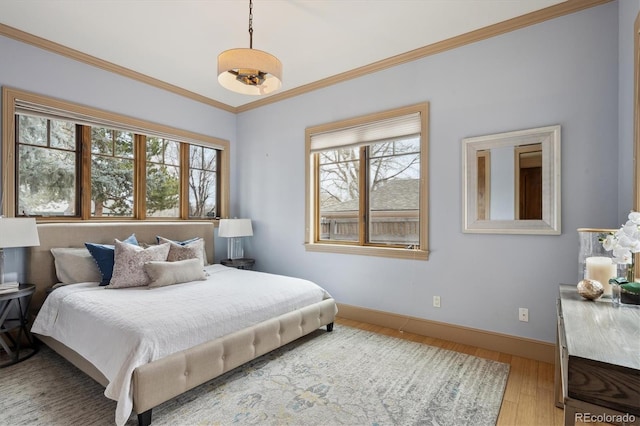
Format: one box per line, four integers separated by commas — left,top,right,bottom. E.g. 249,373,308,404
221,258,255,270
0,283,38,367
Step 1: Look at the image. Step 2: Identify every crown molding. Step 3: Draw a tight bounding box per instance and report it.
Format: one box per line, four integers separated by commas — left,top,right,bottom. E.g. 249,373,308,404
0,23,236,113
237,0,613,113
0,0,613,115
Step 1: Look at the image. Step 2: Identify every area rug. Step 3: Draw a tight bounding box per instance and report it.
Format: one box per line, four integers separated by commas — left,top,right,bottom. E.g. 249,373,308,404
0,325,509,426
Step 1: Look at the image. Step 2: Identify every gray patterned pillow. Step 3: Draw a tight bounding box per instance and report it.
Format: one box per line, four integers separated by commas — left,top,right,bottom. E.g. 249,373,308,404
158,236,206,266
107,240,170,288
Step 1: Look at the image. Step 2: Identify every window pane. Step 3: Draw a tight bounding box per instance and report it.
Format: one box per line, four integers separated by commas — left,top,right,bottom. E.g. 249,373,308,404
189,169,217,217
318,148,360,242
368,138,420,245
190,145,203,169
91,156,134,217
189,145,218,218
146,137,181,217
50,120,76,150
164,141,180,166
18,115,48,146
91,128,113,155
202,147,216,171
18,145,76,216
146,164,180,217
114,131,134,158
91,128,135,217
146,137,163,163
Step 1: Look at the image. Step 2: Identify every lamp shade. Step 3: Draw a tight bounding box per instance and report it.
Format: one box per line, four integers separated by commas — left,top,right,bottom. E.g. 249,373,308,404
0,217,40,248
218,219,253,238
217,48,282,95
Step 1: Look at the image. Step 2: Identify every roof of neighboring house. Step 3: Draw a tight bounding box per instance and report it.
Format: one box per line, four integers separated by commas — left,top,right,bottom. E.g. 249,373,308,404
321,179,419,212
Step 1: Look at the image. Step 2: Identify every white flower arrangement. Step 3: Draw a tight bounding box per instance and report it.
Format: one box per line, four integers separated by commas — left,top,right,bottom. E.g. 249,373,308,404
602,211,640,264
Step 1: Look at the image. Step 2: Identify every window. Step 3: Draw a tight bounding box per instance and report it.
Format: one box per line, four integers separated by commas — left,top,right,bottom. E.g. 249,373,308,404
305,103,429,259
145,137,180,218
16,115,78,216
91,128,135,217
2,87,229,220
189,145,218,218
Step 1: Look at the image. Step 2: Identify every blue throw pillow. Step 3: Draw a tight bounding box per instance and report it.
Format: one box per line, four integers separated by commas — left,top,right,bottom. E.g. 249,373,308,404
85,234,139,286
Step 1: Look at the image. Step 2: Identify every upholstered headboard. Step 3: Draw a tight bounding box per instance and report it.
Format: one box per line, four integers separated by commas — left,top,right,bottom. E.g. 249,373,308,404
27,221,215,311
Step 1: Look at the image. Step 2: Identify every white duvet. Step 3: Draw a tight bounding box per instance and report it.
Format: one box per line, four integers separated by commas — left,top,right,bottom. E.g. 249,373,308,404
31,264,332,426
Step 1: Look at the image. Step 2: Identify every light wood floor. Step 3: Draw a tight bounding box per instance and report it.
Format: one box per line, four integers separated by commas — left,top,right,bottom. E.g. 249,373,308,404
335,317,609,426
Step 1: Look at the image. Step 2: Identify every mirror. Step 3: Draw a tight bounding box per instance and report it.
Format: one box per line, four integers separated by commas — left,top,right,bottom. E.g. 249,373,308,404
462,125,561,234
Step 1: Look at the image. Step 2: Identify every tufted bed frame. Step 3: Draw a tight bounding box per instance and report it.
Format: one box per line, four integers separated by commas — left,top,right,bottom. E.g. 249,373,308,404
27,221,337,425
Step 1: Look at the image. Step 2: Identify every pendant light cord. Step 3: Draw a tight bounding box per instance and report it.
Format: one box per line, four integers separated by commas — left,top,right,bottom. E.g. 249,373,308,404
248,0,254,49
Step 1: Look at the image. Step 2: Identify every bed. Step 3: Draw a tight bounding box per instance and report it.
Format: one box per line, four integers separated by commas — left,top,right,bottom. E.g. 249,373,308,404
27,222,337,426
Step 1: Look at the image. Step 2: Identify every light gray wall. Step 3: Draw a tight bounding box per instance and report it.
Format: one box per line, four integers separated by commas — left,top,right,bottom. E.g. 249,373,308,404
236,2,622,343
0,34,237,278
618,0,640,218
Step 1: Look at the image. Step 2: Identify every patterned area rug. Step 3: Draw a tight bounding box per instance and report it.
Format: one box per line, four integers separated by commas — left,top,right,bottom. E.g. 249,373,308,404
1,325,509,425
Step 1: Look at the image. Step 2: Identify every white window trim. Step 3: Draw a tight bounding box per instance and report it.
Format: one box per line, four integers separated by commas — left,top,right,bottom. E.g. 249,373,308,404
304,103,429,260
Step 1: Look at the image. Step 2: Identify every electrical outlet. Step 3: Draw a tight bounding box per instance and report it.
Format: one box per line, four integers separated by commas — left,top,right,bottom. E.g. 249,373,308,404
519,307,529,322
433,296,441,308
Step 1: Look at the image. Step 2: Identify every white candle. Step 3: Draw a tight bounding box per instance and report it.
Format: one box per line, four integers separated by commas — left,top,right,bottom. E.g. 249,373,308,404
585,256,617,296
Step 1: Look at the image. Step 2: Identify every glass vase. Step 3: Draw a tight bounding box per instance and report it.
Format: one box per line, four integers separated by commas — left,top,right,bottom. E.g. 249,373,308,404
578,228,617,295
612,262,638,306
624,261,636,283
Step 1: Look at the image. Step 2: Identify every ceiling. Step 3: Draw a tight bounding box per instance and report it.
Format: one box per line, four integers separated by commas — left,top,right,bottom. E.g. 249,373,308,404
0,0,569,110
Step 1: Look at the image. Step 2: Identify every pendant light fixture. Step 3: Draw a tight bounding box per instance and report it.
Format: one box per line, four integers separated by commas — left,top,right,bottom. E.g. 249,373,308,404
217,0,282,96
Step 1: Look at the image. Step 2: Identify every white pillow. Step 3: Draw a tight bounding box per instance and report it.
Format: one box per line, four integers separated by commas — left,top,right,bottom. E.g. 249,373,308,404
107,240,170,288
50,247,102,284
144,258,206,288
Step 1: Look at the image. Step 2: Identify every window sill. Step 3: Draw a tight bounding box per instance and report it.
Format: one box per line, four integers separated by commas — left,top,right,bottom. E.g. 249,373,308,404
304,243,428,260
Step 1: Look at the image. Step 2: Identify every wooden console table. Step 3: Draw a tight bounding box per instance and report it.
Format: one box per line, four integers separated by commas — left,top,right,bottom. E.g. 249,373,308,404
555,285,640,425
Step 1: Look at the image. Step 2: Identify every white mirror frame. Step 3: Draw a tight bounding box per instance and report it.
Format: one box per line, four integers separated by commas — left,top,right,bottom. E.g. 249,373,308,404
462,125,561,235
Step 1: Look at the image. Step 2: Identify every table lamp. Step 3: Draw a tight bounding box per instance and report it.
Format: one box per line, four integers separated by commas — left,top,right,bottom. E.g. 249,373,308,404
218,219,253,260
0,217,40,285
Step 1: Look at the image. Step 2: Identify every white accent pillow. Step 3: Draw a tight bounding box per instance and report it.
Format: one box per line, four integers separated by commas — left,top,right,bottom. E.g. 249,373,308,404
144,258,207,288
50,247,102,284
107,240,170,288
